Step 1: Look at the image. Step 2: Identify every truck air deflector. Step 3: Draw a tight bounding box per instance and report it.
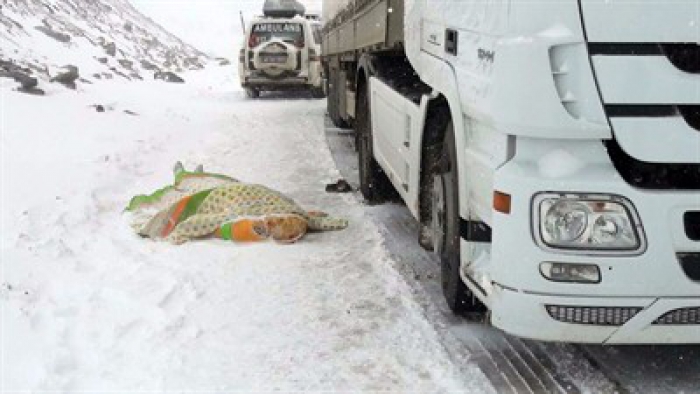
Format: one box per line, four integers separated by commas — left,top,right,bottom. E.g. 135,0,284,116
579,1,700,44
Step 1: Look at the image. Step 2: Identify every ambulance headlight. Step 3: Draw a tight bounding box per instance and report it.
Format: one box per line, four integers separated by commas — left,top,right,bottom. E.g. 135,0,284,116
534,194,645,255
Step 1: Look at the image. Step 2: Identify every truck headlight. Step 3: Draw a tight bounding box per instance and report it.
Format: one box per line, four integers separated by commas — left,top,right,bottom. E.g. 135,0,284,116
534,193,645,255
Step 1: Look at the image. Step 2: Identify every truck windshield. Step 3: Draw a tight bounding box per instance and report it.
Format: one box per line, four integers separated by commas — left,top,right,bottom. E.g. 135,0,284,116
249,22,304,47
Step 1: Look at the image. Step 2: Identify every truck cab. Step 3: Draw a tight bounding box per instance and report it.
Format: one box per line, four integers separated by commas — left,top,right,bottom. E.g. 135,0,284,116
322,0,700,343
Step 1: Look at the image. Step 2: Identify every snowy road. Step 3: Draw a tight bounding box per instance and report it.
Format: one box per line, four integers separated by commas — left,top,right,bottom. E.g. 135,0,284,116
1,69,492,391
2,66,699,393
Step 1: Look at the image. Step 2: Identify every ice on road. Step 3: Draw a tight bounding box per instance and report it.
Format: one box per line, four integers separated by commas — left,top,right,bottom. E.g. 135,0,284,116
1,68,492,392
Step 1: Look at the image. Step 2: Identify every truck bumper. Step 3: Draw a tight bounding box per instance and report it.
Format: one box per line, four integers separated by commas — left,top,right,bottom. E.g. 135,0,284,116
491,288,700,344
482,138,700,344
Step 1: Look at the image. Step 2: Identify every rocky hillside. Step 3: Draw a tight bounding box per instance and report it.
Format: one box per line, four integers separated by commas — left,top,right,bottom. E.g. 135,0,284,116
0,0,215,94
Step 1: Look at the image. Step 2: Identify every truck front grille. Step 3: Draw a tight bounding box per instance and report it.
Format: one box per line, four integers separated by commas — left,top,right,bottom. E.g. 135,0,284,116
605,139,700,190
661,44,700,74
654,307,700,325
684,213,700,242
546,305,642,326
678,253,700,281
588,41,700,191
680,106,700,130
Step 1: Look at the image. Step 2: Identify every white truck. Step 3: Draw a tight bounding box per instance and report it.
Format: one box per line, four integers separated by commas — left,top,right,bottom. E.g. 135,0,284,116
322,0,700,344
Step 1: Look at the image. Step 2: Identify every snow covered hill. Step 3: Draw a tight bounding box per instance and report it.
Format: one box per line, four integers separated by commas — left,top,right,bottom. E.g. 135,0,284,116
130,0,323,58
0,0,212,94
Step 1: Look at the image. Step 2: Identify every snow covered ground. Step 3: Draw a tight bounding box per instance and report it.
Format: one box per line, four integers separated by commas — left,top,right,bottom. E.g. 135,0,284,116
1,66,494,391
4,1,699,392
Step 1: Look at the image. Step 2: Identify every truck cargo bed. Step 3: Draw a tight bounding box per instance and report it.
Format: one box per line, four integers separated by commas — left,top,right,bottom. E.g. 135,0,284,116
322,0,403,56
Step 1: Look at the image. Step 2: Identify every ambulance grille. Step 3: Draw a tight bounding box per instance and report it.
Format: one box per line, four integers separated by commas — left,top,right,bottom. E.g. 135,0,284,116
546,305,642,326
654,307,700,325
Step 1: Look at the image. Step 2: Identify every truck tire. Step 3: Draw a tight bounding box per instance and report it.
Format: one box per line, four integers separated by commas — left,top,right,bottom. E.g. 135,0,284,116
356,79,395,204
245,87,260,99
328,68,348,128
311,85,326,99
433,122,484,315
418,104,451,251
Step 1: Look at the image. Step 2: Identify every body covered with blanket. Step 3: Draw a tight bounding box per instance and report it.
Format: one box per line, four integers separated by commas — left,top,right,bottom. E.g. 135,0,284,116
126,163,348,244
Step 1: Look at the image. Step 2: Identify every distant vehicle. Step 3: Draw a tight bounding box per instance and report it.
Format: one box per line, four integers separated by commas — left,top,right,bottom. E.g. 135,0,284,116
322,0,700,344
239,1,325,99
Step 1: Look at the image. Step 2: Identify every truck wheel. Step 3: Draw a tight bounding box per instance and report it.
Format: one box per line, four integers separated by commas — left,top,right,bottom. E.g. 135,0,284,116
418,104,451,251
433,122,484,315
328,68,348,128
356,80,395,204
311,86,326,99
245,88,260,99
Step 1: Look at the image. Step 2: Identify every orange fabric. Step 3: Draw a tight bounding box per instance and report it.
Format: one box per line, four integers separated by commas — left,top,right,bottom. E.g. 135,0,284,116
161,195,192,237
265,215,308,244
231,219,268,242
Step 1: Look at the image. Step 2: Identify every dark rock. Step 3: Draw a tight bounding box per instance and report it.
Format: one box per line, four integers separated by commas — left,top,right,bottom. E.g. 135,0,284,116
18,87,45,96
92,73,102,79
26,63,49,78
0,59,26,73
123,110,138,116
129,72,143,80
154,71,184,83
216,57,231,66
140,60,159,71
124,22,133,32
118,59,133,70
97,57,108,64
103,41,116,56
91,104,115,112
183,57,204,70
34,25,71,43
109,67,130,80
0,70,38,90
50,65,79,89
